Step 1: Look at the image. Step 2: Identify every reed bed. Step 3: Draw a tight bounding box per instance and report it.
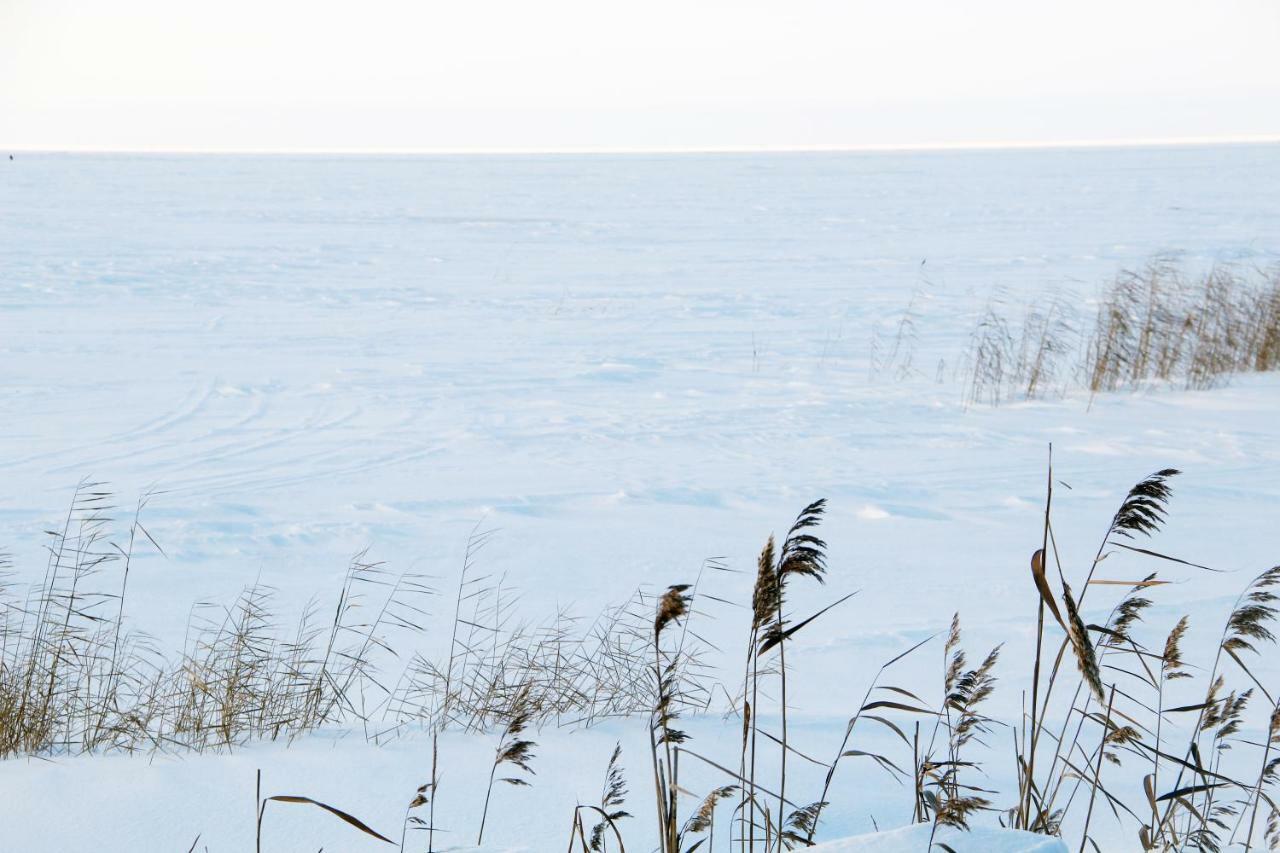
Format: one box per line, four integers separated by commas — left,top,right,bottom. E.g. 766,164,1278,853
962,259,1280,406
626,465,1280,852
0,484,707,759
4,469,1280,852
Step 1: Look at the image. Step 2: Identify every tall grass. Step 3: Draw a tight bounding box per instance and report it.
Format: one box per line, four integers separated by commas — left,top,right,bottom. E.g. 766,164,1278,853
592,472,1280,851
962,259,1280,405
963,290,1079,406
0,486,707,759
1086,260,1280,395
6,471,1280,852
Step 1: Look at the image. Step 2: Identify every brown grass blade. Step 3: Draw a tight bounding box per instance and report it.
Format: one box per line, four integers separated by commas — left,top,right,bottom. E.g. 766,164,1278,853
1030,548,1067,632
265,796,395,844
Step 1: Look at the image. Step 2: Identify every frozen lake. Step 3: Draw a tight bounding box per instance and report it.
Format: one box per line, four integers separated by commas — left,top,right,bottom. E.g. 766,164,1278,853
3,145,1278,620
1,144,1279,849
4,143,1280,634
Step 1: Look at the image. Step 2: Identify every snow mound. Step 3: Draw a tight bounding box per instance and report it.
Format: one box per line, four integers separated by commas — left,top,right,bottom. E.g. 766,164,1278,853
812,823,1068,853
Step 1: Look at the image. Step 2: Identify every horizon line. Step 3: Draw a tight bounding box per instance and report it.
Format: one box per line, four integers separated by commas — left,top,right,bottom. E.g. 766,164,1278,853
6,134,1280,157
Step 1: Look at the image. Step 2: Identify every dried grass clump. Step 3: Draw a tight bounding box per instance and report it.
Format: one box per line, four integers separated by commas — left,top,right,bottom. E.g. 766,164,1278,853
0,481,435,757
477,683,537,845
0,488,715,760
918,615,1001,842
10,469,1280,853
567,742,630,852
1087,260,1280,395
962,259,1280,406
962,291,1079,406
1005,462,1280,853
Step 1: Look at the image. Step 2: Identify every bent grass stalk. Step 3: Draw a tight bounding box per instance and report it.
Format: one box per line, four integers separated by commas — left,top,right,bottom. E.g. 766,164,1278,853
6,476,1280,851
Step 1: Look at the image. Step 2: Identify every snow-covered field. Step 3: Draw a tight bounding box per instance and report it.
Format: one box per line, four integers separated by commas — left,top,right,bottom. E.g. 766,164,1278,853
2,144,1279,851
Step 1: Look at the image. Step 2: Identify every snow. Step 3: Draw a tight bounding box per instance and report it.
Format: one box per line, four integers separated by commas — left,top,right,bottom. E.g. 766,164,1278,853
811,824,1069,852
0,725,1068,852
1,145,1279,850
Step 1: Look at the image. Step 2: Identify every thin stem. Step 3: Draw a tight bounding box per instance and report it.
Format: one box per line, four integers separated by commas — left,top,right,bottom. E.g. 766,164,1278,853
1023,448,1053,828
776,616,788,853
428,730,438,853
255,768,264,853
1079,685,1116,853
478,749,498,845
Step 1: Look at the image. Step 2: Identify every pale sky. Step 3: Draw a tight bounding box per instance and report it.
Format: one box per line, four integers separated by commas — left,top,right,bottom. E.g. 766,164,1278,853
3,0,1279,152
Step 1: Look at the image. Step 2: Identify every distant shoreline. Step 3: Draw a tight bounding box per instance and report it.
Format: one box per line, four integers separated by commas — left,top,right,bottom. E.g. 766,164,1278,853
7,135,1280,157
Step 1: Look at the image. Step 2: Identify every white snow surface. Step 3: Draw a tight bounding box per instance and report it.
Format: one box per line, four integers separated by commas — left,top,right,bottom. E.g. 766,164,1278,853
1,146,1279,851
811,824,1069,852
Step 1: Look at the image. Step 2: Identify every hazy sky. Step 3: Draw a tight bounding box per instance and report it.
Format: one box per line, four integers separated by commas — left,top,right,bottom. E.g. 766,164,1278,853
3,0,1279,152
